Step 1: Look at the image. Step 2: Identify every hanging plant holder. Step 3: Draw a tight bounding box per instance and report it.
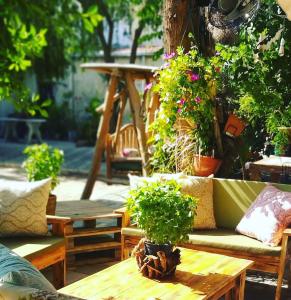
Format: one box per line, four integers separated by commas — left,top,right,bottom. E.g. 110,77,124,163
224,114,246,137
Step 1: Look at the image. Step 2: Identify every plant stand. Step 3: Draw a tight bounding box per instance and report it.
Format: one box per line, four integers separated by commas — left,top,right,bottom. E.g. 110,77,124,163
133,238,181,279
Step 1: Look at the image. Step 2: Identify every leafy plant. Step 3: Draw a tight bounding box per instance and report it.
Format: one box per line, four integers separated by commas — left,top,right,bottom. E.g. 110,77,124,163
22,143,64,190
149,46,222,172
127,180,197,245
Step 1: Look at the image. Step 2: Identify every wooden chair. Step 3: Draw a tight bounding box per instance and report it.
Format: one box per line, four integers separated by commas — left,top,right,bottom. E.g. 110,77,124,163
106,123,142,181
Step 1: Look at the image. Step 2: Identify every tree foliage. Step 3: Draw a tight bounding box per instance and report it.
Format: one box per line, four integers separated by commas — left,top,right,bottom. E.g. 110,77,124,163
0,0,101,115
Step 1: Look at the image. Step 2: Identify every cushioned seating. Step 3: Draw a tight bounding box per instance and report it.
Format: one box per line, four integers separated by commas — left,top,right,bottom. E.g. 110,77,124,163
119,177,291,299
1,236,64,261
121,227,282,256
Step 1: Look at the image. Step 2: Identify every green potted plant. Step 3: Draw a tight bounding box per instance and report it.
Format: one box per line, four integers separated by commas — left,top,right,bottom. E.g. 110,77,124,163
150,46,223,176
22,143,64,215
127,180,197,278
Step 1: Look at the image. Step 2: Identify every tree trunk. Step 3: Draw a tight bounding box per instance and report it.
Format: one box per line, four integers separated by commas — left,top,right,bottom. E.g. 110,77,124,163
130,23,144,64
163,0,198,54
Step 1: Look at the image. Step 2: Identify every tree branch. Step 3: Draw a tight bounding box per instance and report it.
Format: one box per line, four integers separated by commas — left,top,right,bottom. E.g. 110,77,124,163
130,22,144,63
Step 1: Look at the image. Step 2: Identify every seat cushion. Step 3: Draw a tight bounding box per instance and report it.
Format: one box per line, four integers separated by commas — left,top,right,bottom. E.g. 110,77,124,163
0,243,56,292
121,227,282,256
0,178,51,236
0,236,64,261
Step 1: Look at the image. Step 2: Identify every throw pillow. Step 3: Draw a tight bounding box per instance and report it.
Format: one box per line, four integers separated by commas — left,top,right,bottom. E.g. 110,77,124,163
128,174,216,229
0,178,51,236
0,244,56,292
236,185,291,246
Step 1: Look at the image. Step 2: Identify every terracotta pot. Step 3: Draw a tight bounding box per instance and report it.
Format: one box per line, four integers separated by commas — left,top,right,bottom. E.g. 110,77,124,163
193,155,222,177
224,114,246,137
47,193,57,215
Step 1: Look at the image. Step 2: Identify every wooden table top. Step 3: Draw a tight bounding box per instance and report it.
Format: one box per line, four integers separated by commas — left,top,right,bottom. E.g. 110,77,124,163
56,200,122,221
81,62,158,78
59,248,253,300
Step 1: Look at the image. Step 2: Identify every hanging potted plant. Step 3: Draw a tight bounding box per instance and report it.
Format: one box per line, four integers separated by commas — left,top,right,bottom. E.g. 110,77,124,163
127,180,197,279
22,143,64,215
224,113,246,137
150,46,223,176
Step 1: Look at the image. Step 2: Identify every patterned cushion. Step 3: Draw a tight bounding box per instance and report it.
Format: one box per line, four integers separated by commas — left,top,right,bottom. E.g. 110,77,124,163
236,185,291,246
128,174,216,229
0,243,56,292
0,179,50,236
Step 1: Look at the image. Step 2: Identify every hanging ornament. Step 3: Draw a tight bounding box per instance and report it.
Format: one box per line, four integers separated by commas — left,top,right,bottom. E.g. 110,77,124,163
279,37,285,56
277,0,291,20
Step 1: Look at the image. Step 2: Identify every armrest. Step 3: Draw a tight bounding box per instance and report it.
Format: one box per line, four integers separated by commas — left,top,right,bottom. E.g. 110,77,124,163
114,207,131,227
46,215,71,225
283,228,291,236
47,215,72,237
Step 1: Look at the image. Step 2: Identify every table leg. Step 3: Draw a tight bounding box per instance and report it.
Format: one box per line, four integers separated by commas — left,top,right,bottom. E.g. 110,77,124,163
233,271,246,300
82,75,119,200
4,122,18,141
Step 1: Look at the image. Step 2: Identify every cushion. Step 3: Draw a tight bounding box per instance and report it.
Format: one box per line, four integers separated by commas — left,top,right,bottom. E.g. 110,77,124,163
0,282,57,300
0,178,50,236
236,185,291,246
129,174,216,229
121,227,282,257
0,243,56,292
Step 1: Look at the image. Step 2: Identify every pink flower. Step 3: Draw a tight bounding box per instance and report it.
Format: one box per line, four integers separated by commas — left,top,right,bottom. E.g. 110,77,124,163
144,82,153,91
178,108,182,113
194,96,201,103
163,52,175,60
177,98,186,105
190,73,200,81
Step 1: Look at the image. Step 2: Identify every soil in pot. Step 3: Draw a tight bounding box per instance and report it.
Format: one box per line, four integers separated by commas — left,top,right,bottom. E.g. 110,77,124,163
46,194,57,215
133,239,181,279
193,155,222,177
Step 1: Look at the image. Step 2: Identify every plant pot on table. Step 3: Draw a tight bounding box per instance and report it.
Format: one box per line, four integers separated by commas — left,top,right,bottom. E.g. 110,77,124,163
133,239,181,279
47,194,57,215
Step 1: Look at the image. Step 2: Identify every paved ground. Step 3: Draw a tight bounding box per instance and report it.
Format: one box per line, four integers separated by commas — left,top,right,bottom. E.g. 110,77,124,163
0,140,290,299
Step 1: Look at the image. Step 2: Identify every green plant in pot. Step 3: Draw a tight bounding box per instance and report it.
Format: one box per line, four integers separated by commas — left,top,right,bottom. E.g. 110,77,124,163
127,180,197,278
22,143,64,215
150,46,223,176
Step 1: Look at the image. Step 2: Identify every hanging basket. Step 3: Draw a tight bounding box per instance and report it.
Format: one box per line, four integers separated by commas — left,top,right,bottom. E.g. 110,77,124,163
193,155,222,177
224,114,246,138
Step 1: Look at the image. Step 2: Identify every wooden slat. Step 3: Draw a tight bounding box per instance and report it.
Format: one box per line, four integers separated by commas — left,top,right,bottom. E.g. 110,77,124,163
67,226,121,238
67,241,121,254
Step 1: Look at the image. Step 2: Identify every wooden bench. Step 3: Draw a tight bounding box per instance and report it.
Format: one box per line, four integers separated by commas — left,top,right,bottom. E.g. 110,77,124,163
0,215,70,289
116,178,291,300
0,117,46,143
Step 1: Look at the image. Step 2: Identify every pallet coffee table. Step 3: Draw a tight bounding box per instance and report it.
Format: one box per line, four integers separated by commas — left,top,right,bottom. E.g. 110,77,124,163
59,248,253,299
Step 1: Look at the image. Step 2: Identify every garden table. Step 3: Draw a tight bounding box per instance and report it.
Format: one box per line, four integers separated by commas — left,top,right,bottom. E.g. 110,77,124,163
59,247,253,300
249,155,291,183
80,63,158,199
0,117,46,143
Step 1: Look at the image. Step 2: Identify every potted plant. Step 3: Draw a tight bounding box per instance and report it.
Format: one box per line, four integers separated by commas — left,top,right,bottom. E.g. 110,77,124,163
22,143,64,215
150,46,222,176
127,180,197,279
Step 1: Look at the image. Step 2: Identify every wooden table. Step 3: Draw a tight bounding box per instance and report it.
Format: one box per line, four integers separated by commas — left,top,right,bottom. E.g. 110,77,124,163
80,63,158,199
56,200,123,262
59,248,253,300
249,155,291,183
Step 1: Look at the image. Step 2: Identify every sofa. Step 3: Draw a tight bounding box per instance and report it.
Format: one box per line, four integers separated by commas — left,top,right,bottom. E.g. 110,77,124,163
117,178,291,300
0,215,70,290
